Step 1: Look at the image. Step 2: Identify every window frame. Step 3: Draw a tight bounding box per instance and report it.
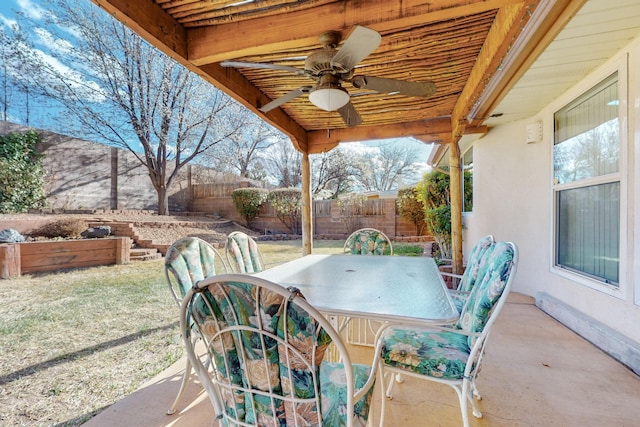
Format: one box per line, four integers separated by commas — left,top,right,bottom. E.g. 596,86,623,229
550,63,628,298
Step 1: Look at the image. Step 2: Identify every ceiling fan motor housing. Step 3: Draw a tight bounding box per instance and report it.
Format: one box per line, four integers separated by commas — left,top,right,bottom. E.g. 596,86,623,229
305,49,337,76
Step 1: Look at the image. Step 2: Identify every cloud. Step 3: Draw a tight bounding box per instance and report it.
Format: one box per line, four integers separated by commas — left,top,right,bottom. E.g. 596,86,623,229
17,0,46,20
0,13,17,29
33,27,74,55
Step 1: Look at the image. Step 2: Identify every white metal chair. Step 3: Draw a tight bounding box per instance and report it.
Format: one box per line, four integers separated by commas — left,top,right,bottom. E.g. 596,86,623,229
442,235,495,311
225,231,265,273
181,273,379,426
164,237,228,415
343,227,393,256
376,241,518,427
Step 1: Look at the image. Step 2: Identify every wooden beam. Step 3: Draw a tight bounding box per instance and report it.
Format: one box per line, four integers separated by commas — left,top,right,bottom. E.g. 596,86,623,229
188,0,525,65
467,0,589,125
306,117,451,153
452,1,535,137
91,0,188,59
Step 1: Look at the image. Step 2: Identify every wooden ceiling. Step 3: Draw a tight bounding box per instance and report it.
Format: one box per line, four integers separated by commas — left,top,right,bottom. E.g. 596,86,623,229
90,0,582,154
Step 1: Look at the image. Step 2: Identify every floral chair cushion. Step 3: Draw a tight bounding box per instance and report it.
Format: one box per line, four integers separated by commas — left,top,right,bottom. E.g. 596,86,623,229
165,237,219,298
379,327,471,380
189,280,373,426
345,229,391,255
226,232,264,273
456,242,515,342
457,235,494,293
450,293,467,313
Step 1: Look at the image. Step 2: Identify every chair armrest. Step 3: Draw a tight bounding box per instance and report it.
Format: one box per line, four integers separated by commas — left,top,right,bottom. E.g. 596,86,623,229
440,271,463,279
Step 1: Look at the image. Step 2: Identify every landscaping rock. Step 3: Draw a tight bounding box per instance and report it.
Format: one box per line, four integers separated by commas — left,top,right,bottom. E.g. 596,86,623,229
0,228,25,243
81,225,112,238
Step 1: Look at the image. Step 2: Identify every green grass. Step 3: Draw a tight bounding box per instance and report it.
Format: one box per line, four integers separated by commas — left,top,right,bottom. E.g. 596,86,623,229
0,239,423,426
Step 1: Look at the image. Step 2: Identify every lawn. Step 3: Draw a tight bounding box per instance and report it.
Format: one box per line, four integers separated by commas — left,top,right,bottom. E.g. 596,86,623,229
0,240,423,426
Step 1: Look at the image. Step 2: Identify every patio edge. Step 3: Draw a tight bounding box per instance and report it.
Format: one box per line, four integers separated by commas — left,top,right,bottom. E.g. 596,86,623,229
536,292,640,377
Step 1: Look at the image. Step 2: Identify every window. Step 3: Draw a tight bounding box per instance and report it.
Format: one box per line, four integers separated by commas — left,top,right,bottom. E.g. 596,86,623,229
553,73,620,286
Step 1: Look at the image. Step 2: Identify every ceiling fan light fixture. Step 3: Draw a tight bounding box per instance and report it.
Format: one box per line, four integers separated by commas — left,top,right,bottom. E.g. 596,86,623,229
309,86,350,111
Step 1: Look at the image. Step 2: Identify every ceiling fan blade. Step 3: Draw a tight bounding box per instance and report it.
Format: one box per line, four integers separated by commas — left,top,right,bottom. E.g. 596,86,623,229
330,26,381,72
220,61,306,76
259,87,310,113
337,102,362,127
351,75,436,98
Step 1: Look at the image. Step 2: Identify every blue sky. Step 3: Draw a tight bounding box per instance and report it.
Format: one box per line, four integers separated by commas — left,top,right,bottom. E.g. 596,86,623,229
0,0,434,177
0,0,43,27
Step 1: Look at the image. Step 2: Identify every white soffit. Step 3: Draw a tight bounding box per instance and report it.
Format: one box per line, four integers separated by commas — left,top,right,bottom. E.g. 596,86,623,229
484,0,640,127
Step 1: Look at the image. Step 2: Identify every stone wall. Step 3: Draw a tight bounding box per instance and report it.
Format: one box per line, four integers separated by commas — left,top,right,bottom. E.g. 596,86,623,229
0,121,227,212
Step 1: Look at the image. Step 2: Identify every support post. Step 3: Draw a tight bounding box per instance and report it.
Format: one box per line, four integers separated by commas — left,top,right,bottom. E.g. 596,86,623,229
301,151,313,255
449,137,464,275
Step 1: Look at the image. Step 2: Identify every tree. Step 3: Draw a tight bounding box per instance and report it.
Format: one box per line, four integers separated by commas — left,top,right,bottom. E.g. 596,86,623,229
264,136,302,187
0,130,46,213
311,148,356,199
203,116,280,178
351,144,421,191
5,0,244,215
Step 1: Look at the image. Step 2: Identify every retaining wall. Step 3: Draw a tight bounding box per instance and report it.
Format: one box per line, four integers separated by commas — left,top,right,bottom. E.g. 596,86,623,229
0,237,131,279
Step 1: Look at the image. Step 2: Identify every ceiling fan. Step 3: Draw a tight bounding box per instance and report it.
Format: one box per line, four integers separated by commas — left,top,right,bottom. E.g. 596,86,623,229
220,26,437,127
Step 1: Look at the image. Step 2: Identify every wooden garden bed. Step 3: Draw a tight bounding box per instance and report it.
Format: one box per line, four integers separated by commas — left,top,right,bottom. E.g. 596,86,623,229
0,237,131,279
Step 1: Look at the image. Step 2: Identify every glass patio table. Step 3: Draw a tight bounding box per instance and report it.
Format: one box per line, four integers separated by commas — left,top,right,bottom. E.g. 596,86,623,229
255,254,458,326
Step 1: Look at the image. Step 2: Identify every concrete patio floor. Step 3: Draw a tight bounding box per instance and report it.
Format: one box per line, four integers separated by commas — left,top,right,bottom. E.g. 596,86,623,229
83,293,640,426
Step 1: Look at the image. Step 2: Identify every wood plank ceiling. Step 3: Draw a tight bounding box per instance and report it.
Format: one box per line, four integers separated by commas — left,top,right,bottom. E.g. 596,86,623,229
90,0,581,154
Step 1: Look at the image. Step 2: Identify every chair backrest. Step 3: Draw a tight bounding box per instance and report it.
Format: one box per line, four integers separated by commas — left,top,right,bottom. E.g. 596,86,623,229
164,237,227,305
225,231,265,273
181,274,374,427
343,228,393,255
456,241,518,343
456,235,495,292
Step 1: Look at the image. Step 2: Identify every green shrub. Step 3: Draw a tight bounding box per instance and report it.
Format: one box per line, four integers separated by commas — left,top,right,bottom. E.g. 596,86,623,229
231,187,269,225
0,130,47,213
416,171,452,258
31,218,88,239
268,187,302,234
396,187,426,235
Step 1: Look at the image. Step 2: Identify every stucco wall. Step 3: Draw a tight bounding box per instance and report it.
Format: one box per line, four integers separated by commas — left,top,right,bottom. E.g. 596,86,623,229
468,37,640,345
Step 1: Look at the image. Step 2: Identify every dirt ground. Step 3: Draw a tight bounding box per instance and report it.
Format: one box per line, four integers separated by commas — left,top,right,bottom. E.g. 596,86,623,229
0,211,259,246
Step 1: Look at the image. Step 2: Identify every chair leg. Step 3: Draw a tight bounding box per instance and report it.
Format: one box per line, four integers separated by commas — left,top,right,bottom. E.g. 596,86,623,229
467,379,483,419
378,365,388,427
385,372,404,399
472,381,482,401
457,379,483,427
167,357,192,415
